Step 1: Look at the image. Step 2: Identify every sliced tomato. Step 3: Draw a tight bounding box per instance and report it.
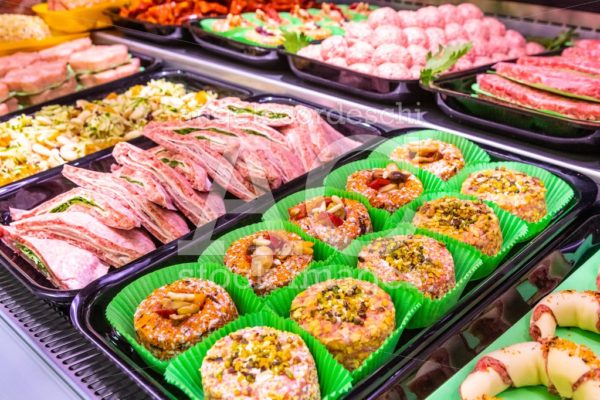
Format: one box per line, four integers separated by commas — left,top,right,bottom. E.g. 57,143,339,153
368,178,391,190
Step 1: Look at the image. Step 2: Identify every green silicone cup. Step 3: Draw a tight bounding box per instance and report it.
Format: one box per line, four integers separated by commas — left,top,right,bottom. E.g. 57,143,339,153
105,262,266,373
367,130,491,174
330,223,483,328
262,186,390,233
164,311,353,400
197,219,338,297
323,158,447,213
266,264,422,382
385,192,528,279
445,161,576,240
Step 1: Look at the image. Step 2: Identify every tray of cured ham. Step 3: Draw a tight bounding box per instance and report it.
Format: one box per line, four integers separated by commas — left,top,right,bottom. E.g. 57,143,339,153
0,71,382,303
428,40,600,151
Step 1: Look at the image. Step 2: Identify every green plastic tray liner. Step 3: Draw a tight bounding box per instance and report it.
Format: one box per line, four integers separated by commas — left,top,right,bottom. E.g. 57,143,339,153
429,245,600,399
164,311,353,400
105,262,265,373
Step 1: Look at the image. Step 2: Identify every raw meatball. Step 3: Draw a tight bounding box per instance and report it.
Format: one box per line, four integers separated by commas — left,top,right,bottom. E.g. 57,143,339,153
396,10,418,28
320,36,348,60
482,17,506,37
507,47,527,58
344,22,373,46
473,56,493,66
407,44,428,66
526,41,546,55
367,7,400,29
297,45,323,61
452,57,473,72
491,52,508,61
487,36,509,55
425,27,447,52
328,57,347,67
403,27,429,47
370,25,405,48
373,44,412,66
416,6,444,28
505,29,526,48
346,42,375,65
470,37,490,57
438,4,462,25
445,23,467,41
349,62,374,75
457,3,484,20
464,18,490,41
409,65,422,79
375,62,411,79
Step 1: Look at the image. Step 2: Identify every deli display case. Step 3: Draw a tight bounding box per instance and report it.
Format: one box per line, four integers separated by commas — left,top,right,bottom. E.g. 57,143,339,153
0,1,600,400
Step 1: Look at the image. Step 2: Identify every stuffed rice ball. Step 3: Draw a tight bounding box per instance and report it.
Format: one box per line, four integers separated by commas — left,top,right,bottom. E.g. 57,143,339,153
290,278,395,370
201,326,320,400
287,195,372,250
223,230,314,295
390,139,465,181
134,278,237,360
358,234,455,298
461,167,547,223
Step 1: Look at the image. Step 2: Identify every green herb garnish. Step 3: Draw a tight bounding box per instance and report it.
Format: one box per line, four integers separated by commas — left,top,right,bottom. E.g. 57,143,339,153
205,127,237,136
420,42,473,87
243,128,272,140
121,176,144,186
49,196,103,213
173,127,200,135
15,243,49,278
282,31,311,54
226,105,289,120
527,28,575,51
160,158,184,168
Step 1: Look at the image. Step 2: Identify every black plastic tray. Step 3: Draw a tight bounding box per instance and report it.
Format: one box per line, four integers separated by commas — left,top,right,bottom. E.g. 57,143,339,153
106,8,191,44
0,87,382,304
364,207,600,400
1,50,162,120
70,127,597,400
428,63,600,152
187,19,284,67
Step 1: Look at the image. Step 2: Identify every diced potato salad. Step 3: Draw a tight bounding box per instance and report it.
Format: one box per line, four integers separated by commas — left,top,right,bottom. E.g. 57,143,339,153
0,79,217,186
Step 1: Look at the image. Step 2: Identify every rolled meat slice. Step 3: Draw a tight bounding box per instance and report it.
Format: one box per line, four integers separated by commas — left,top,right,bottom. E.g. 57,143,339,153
517,56,600,77
149,146,212,192
10,211,155,267
203,97,296,126
112,142,225,226
0,226,108,290
10,187,140,230
111,164,176,210
62,165,189,244
529,290,600,341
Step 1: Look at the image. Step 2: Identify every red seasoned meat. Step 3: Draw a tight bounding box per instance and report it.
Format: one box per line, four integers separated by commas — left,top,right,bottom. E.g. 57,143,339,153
495,62,600,101
477,74,600,121
518,55,600,77
68,44,129,73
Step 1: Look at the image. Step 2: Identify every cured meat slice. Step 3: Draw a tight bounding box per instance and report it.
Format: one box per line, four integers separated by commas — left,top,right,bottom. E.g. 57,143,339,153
11,211,155,267
495,62,600,102
112,142,225,226
62,165,189,244
574,39,600,52
10,187,140,230
517,56,600,77
149,146,212,192
111,164,175,210
0,226,108,290
203,97,296,126
476,74,600,121
562,46,600,61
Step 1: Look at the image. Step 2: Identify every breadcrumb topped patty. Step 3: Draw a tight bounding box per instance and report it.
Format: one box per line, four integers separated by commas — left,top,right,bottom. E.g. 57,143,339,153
390,139,465,181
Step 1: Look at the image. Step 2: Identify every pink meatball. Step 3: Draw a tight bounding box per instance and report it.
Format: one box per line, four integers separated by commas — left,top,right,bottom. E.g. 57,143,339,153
505,29,526,48
452,57,473,72
297,45,323,61
320,36,348,60
464,18,490,41
344,22,373,46
445,23,467,41
457,3,484,20
487,36,509,55
438,4,462,24
328,57,347,67
367,7,400,29
396,10,418,28
407,44,428,66
525,42,546,55
403,27,429,47
409,65,422,79
346,42,375,65
372,44,412,67
416,6,444,28
370,25,406,48
473,56,493,66
470,37,491,57
491,52,508,62
425,27,447,52
507,47,527,58
375,62,411,79
349,62,374,75
482,17,506,37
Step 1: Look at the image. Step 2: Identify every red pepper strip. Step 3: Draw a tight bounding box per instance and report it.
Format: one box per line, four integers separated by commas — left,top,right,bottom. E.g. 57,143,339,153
155,308,177,318
368,178,391,190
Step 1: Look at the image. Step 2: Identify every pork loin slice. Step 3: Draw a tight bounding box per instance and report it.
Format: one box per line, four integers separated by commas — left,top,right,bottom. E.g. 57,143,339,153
10,187,140,230
19,76,77,106
10,211,155,267
78,58,141,88
112,142,225,226
150,146,212,192
0,52,39,78
62,165,189,244
111,164,176,210
204,97,296,126
3,60,69,93
0,226,108,290
38,37,93,62
69,45,129,74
